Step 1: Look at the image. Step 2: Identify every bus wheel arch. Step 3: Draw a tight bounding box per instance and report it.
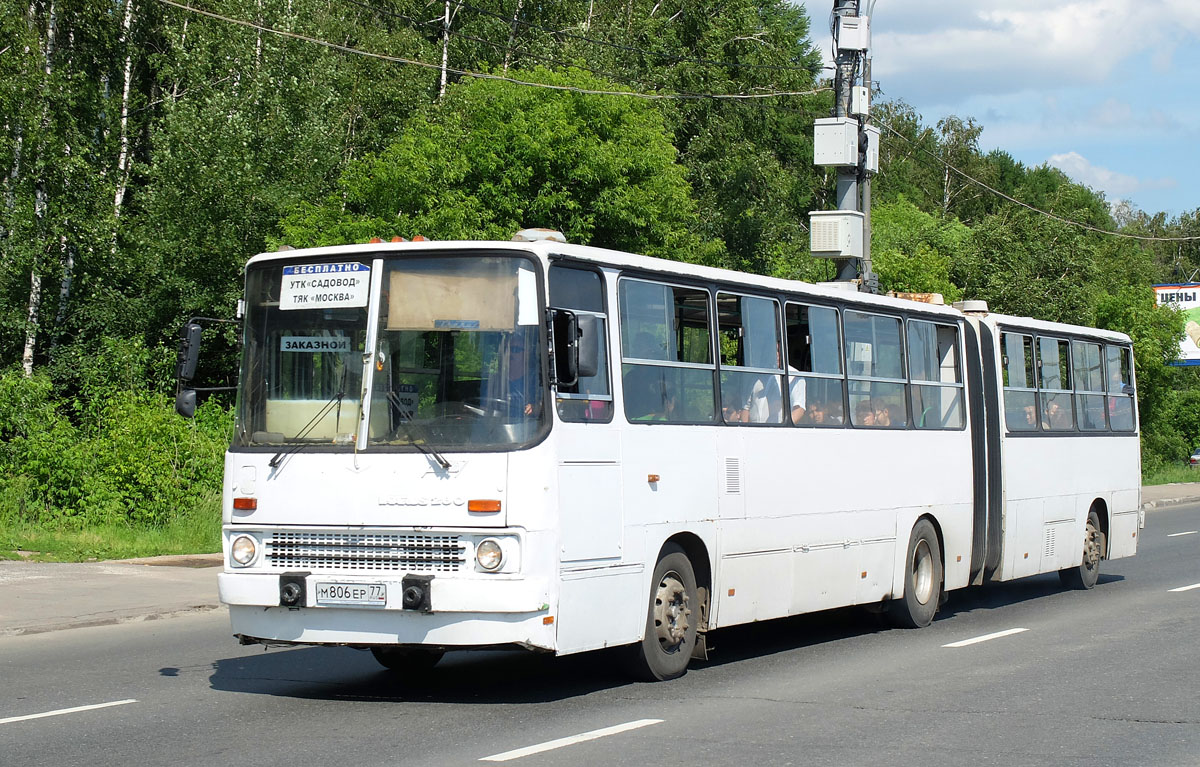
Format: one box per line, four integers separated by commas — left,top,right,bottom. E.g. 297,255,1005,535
888,515,945,629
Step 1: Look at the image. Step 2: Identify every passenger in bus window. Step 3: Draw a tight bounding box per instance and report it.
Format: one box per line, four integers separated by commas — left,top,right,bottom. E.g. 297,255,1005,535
800,399,825,424
1022,404,1038,429
854,400,876,427
874,402,893,427
789,376,806,422
634,379,676,422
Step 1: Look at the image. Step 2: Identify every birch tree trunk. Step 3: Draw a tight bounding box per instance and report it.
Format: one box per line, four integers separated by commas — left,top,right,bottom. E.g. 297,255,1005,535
24,0,57,377
112,0,136,219
439,0,450,99
502,0,524,73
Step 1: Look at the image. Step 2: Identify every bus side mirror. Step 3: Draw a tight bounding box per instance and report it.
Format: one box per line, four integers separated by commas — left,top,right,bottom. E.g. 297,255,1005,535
576,314,599,379
177,322,203,382
175,388,197,418
552,310,580,388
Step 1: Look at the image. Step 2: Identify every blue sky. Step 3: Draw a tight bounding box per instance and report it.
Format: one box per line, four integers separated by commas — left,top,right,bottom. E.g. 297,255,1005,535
798,0,1200,219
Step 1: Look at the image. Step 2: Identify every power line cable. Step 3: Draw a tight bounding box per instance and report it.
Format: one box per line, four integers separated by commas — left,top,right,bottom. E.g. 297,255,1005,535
156,0,830,102
876,120,1200,243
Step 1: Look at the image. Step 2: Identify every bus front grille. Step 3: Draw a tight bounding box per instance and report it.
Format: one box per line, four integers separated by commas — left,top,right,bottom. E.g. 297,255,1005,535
263,532,467,573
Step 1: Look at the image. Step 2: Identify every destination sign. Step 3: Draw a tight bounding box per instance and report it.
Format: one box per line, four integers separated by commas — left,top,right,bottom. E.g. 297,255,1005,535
280,262,370,310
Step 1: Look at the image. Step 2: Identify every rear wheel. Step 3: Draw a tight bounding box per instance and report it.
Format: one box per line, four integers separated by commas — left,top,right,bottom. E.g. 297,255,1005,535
1059,510,1103,590
889,519,943,629
370,646,444,673
629,545,698,681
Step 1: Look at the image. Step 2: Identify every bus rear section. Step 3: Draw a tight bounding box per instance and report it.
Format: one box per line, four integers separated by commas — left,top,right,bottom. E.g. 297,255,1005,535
972,314,1141,589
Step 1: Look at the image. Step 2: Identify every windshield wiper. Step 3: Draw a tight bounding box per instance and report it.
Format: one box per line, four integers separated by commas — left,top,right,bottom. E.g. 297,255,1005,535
386,391,451,470
269,385,347,469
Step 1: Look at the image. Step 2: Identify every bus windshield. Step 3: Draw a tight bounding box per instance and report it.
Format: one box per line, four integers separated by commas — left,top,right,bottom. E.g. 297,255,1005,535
235,253,547,450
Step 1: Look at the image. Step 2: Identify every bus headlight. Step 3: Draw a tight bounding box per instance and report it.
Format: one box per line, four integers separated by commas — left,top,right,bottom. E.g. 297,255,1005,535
476,539,504,571
231,535,258,566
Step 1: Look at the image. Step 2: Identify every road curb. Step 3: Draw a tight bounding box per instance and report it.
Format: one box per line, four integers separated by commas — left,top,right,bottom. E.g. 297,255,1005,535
1,604,224,638
1141,496,1200,511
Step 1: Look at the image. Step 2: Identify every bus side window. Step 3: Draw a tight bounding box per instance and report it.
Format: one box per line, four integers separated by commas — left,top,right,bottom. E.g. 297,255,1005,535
1001,332,1038,432
550,265,613,423
844,310,906,428
785,303,845,427
1072,340,1106,431
717,293,784,425
1106,344,1136,431
618,278,715,423
1038,336,1074,431
908,320,964,429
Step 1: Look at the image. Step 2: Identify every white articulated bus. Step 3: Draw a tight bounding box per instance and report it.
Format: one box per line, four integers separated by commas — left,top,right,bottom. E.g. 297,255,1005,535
202,231,1141,680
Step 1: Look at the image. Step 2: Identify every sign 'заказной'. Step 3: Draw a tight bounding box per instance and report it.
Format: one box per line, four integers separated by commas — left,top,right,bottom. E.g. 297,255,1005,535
280,262,370,310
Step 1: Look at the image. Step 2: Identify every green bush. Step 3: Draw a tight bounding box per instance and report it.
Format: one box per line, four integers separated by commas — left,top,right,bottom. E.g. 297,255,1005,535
0,365,231,530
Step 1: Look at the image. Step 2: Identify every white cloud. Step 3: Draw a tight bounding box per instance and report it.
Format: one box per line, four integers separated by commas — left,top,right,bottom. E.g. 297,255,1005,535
1047,151,1176,200
799,0,1200,105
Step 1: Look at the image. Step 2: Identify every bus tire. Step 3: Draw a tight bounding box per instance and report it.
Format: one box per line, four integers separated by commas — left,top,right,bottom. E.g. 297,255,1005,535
370,646,444,673
889,519,942,629
1059,510,1102,590
629,545,698,681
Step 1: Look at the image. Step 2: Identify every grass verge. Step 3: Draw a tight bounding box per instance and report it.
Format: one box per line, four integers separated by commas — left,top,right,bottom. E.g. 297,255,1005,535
0,495,221,562
1143,464,1200,486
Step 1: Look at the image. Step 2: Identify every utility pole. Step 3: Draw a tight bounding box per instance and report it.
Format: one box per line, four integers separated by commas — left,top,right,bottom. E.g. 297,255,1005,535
831,0,858,282
809,0,878,293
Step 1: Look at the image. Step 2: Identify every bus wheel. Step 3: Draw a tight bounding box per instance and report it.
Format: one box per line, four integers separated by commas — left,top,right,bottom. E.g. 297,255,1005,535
630,545,698,681
889,519,942,629
371,646,444,673
1059,510,1103,590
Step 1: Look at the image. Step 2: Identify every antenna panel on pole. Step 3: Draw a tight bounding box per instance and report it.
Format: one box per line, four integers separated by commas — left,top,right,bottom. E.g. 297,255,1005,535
813,117,860,167
836,15,870,51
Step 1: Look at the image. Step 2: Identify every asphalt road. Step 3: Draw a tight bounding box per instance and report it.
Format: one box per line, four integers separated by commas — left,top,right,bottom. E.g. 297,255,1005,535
3,505,1198,767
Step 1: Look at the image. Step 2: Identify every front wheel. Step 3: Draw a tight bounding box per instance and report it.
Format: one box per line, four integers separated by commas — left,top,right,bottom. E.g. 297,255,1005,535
628,545,698,681
888,519,943,629
1059,510,1103,590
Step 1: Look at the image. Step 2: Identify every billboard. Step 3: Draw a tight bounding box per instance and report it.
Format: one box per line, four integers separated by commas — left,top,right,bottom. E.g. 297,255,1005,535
1155,283,1200,366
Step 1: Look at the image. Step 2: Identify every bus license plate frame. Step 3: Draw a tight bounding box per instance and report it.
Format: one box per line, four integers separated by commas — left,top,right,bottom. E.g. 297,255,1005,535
314,581,387,607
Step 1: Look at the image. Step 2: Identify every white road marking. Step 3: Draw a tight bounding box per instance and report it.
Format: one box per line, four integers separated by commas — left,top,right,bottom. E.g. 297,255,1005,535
1167,531,1198,538
479,719,663,762
942,628,1029,648
0,699,137,725
1169,583,1200,593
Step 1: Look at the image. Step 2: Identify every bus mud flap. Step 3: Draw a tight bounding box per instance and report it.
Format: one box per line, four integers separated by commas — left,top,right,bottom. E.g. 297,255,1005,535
691,586,710,661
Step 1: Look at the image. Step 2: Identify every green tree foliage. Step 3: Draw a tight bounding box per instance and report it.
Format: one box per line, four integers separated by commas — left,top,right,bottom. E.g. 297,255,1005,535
870,196,966,301
280,68,720,262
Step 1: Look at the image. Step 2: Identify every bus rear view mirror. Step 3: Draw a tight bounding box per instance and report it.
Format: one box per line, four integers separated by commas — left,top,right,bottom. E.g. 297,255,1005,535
552,310,580,387
177,322,203,382
576,314,599,379
175,388,197,419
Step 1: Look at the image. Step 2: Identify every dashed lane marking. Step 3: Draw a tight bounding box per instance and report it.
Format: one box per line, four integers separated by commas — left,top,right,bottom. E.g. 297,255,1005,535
0,699,137,726
942,628,1029,648
1166,531,1198,537
1169,583,1200,593
479,719,663,762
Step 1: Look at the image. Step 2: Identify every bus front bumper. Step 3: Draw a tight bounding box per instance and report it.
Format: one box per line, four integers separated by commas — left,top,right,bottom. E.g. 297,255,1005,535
219,572,556,650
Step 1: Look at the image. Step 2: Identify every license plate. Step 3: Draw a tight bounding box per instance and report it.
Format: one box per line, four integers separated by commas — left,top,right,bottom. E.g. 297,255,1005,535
314,581,387,607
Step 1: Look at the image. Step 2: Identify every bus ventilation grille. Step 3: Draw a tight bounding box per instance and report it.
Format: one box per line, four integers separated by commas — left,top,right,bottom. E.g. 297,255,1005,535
263,532,467,573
